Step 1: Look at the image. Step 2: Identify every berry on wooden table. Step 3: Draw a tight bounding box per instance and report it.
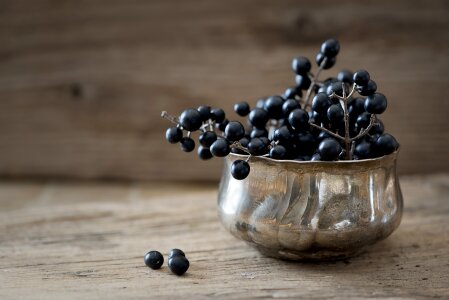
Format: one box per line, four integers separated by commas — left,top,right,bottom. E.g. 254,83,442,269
168,248,185,259
144,251,164,270
168,255,190,276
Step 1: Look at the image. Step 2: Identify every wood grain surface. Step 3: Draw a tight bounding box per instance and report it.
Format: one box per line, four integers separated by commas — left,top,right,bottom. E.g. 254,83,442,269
0,174,448,299
0,0,449,181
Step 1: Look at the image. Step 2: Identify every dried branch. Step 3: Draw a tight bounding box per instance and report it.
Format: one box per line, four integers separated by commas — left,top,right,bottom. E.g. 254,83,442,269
309,122,345,141
350,115,377,142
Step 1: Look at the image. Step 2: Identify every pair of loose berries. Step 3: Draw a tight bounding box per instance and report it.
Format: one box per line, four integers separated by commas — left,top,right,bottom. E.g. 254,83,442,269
144,249,189,276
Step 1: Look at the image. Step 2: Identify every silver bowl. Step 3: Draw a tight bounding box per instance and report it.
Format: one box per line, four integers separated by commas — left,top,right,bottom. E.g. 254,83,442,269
217,151,403,260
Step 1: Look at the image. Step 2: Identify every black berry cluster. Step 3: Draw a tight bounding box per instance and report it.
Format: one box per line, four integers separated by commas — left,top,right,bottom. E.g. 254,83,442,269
162,39,399,180
144,248,190,276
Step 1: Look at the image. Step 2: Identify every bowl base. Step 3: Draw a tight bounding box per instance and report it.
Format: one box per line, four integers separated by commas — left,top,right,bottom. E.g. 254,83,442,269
247,242,365,261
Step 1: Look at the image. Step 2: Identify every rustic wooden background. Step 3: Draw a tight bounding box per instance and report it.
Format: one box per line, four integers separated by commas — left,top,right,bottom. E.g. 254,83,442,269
0,0,448,181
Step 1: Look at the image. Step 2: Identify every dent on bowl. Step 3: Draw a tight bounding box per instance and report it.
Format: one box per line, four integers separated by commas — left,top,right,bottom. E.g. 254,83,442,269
217,151,403,260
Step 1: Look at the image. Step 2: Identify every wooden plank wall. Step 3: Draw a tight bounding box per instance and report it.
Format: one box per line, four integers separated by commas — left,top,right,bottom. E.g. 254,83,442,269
0,0,448,181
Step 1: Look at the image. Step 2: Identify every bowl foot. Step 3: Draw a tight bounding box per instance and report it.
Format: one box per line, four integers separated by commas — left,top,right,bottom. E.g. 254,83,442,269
248,242,365,261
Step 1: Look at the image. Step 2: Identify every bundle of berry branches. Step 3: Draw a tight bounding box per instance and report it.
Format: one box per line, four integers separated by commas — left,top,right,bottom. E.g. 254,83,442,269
162,39,399,180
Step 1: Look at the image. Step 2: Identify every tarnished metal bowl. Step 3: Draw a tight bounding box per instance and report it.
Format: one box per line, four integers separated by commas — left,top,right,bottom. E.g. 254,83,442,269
217,151,403,260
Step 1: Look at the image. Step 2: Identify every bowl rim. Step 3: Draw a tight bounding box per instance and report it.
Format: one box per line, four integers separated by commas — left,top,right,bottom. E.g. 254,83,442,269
228,148,399,166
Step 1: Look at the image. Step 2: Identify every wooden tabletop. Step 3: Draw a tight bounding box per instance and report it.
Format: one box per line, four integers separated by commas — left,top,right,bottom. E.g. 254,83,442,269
1,175,448,299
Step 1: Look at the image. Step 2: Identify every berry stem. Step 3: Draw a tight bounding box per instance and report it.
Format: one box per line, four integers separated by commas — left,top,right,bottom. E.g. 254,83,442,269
309,122,346,141
350,115,377,142
230,141,251,155
347,83,356,99
341,82,351,160
304,57,327,109
161,111,180,126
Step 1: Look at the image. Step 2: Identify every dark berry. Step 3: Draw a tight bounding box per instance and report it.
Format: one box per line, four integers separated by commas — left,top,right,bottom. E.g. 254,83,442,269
317,131,333,142
296,132,316,156
232,137,250,154
327,81,348,97
264,96,284,119
317,85,328,94
225,121,245,142
144,251,164,270
211,108,226,123
318,138,342,161
288,109,309,132
210,139,230,157
273,126,293,144
311,111,328,127
197,105,211,121
165,127,183,144
239,137,250,148
180,137,195,152
353,70,370,86
295,74,311,90
348,97,366,117
311,153,321,161
356,112,372,129
250,127,268,138
284,87,301,99
316,53,336,69
337,70,354,84
199,131,217,147
269,145,287,160
259,136,270,147
216,119,229,131
231,160,250,180
327,104,344,126
312,92,332,114
198,146,213,160
369,119,384,135
364,93,387,114
320,38,340,57
256,99,265,108
292,56,311,75
168,255,189,276
354,139,372,159
282,99,301,116
357,80,377,96
179,109,202,131
234,102,250,117
168,248,185,259
374,133,399,156
248,138,268,155
248,108,269,129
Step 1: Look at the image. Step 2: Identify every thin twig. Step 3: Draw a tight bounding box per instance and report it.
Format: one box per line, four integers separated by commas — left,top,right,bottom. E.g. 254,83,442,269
350,115,377,142
231,141,251,155
309,122,345,141
341,82,351,160
161,111,180,126
304,57,327,109
346,83,356,99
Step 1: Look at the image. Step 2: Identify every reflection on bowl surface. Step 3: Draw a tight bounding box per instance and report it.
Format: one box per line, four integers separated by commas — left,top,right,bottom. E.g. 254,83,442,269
218,151,403,260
